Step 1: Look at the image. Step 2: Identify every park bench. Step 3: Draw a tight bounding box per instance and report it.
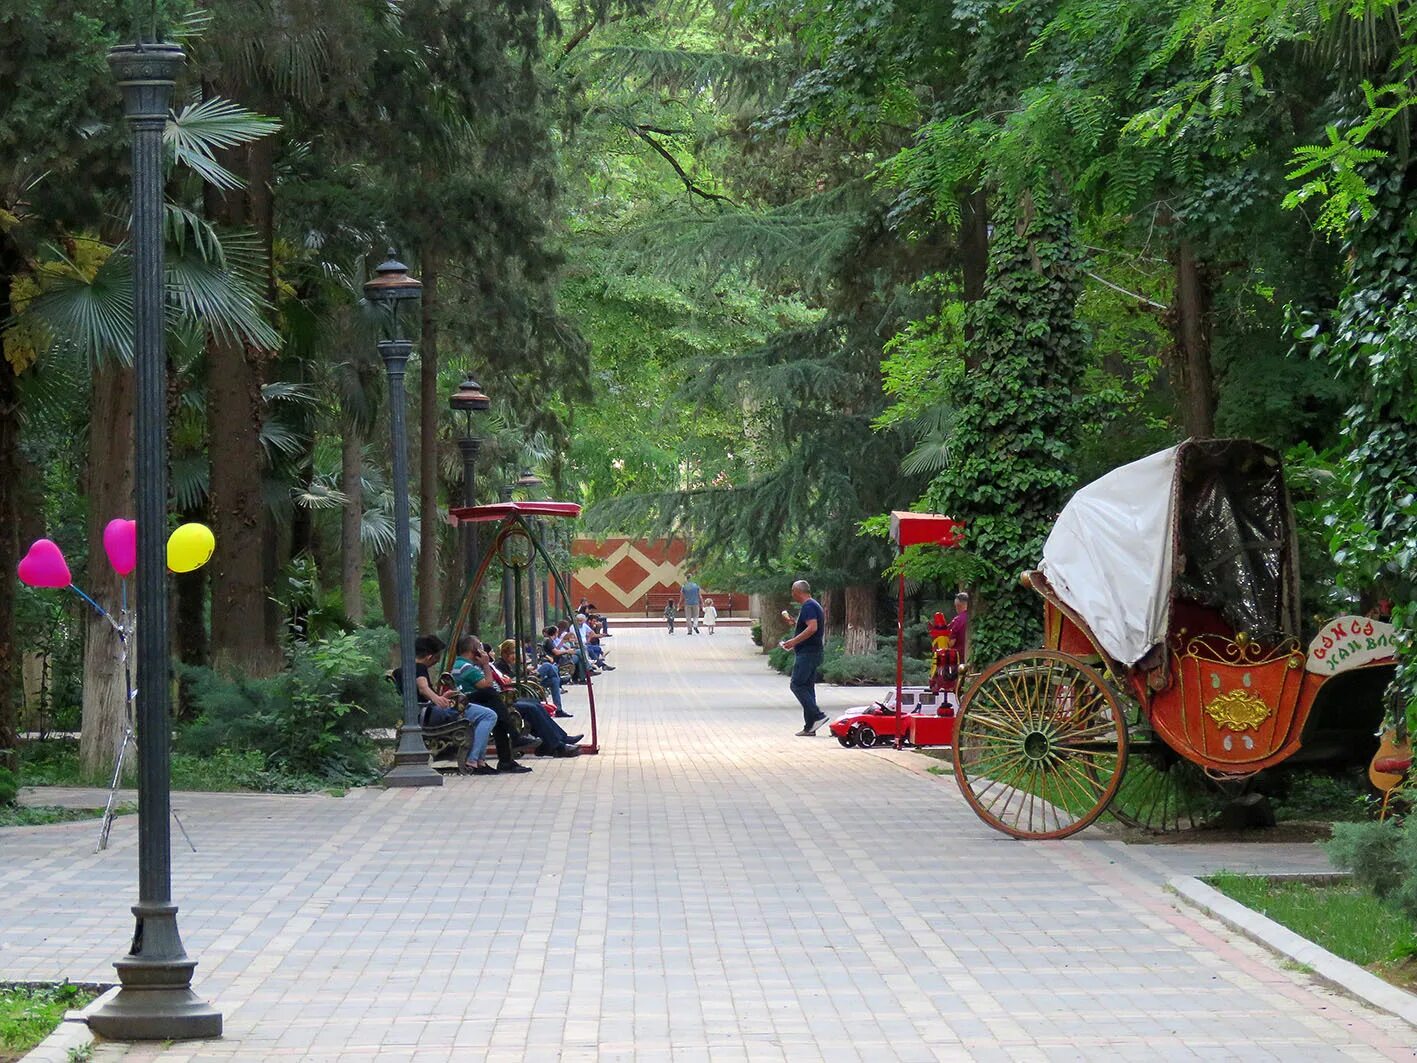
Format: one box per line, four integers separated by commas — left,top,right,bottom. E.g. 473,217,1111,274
641,592,741,618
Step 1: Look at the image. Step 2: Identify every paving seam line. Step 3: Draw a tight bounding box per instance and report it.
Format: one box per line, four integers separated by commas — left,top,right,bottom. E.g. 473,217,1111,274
1167,874,1417,1031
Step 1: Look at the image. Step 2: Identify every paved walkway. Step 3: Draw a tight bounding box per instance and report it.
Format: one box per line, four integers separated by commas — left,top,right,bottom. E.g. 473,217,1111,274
2,629,1413,1061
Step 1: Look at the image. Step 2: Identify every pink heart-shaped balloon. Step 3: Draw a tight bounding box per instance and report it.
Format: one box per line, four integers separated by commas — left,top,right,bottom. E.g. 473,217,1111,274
103,518,137,577
17,538,72,589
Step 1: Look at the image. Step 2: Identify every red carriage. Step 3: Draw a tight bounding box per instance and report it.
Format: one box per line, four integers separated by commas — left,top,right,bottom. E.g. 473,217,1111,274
952,440,1399,838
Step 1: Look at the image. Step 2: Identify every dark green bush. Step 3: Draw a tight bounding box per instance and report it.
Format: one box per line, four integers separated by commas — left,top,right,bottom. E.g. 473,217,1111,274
0,764,18,806
823,651,930,686
1326,818,1417,924
751,621,762,646
177,627,398,784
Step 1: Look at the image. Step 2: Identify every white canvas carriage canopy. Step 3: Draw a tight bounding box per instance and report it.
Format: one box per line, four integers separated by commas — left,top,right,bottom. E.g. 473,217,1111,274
1038,446,1180,666
1038,440,1299,668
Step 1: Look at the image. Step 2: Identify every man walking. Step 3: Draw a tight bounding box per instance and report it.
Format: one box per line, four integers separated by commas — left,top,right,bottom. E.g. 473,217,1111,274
680,575,702,635
780,579,827,736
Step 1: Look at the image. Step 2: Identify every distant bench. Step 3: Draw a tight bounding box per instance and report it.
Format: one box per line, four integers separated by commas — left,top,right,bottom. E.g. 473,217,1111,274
640,592,742,618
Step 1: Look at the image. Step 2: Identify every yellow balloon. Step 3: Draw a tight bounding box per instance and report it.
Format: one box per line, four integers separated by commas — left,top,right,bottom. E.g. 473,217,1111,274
167,523,215,573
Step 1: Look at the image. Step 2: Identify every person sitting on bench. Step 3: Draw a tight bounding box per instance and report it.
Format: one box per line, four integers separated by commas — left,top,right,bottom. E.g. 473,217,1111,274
392,635,459,726
475,640,583,758
449,640,506,776
450,635,536,774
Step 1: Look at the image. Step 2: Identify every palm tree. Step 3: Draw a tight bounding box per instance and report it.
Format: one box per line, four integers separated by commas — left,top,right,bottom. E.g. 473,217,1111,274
14,98,279,775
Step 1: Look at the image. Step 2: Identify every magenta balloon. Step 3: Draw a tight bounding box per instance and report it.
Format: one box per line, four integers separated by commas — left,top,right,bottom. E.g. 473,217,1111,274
17,539,72,589
103,518,138,577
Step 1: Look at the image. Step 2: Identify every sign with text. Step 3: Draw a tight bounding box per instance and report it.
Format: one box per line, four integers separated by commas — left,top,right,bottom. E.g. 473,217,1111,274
1305,615,1397,675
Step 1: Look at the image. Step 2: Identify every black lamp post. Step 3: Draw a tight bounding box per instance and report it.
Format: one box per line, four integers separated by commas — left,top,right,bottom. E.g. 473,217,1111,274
88,41,222,1041
515,470,543,635
366,252,441,789
449,378,490,609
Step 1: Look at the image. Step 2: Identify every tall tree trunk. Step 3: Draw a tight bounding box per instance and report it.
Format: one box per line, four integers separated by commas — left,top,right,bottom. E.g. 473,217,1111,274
844,584,877,656
418,253,440,633
375,550,398,628
0,352,19,769
825,588,845,639
1171,238,1216,438
79,359,135,776
204,83,280,675
340,429,364,624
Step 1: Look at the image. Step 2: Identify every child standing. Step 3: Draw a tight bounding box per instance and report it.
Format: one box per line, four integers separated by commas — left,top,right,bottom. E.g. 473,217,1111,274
702,598,718,634
663,599,677,634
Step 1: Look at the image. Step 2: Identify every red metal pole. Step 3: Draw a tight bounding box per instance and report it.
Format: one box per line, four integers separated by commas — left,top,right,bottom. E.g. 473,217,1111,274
894,562,906,749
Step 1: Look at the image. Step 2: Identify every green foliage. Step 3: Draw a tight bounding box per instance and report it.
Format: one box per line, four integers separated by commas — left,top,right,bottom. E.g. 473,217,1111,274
1327,819,1417,926
922,192,1087,662
764,635,929,685
176,628,398,783
0,802,127,828
1208,871,1417,966
0,763,17,806
1294,163,1417,734
0,983,94,1059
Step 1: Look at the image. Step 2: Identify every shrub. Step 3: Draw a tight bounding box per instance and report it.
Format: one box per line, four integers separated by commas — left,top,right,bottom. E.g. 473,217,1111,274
1326,818,1417,924
750,621,762,646
177,627,398,784
823,651,930,686
0,764,17,806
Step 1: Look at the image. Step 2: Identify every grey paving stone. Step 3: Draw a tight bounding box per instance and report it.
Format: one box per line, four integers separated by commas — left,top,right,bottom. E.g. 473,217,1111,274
4,628,1414,1061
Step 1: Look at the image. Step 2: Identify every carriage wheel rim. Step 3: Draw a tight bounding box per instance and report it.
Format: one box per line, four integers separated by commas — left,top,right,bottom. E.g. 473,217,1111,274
952,649,1128,840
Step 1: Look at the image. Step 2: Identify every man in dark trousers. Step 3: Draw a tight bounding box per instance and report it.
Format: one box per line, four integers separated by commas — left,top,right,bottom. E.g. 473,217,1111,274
780,579,828,736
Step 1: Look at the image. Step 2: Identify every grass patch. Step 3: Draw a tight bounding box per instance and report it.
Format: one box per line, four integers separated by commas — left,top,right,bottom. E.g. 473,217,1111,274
0,983,95,1061
0,804,133,829
1207,872,1417,972
18,740,357,795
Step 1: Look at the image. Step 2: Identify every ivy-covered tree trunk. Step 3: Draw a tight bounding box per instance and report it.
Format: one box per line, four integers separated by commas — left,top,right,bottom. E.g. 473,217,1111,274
1317,166,1417,736
923,190,1086,663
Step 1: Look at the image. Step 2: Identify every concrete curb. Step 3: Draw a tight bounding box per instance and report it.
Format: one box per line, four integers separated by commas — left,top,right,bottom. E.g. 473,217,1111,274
17,986,116,1062
1168,874,1417,1030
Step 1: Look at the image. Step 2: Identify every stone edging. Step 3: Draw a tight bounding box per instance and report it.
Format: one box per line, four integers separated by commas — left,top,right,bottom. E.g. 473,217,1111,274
17,985,117,1062
1168,874,1417,1030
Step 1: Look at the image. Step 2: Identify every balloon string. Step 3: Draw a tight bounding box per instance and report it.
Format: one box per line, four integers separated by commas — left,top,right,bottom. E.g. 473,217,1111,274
70,584,122,635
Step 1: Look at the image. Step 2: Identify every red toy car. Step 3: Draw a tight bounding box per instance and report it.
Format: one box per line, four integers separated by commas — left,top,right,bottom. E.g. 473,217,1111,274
830,686,957,748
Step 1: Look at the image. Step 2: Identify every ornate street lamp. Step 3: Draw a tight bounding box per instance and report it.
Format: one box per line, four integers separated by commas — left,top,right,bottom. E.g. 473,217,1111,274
449,378,490,603
515,470,543,634
88,41,221,1041
365,252,440,789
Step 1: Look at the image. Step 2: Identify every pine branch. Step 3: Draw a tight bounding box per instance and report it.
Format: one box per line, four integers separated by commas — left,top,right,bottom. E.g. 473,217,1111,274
630,126,735,204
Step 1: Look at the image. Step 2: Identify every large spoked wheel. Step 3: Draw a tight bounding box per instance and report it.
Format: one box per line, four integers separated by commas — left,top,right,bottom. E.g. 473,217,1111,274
953,649,1128,839
1107,744,1219,834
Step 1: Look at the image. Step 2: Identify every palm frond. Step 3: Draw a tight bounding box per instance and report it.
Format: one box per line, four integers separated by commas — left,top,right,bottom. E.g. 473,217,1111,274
166,246,281,351
292,477,349,510
165,97,281,190
20,251,135,365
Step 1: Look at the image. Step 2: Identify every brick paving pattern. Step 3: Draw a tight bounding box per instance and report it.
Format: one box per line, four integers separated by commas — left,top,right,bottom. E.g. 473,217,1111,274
1,628,1413,1060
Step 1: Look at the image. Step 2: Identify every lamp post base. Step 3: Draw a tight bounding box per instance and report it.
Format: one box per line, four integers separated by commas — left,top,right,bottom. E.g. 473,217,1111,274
87,904,222,1041
383,727,445,788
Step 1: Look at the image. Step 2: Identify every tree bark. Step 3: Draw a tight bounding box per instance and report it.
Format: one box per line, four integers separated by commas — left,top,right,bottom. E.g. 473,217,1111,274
204,81,280,675
79,358,135,776
1171,237,1216,438
843,584,877,656
340,429,364,624
418,252,440,633
825,588,845,639
375,550,398,629
0,339,19,770
754,591,794,654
